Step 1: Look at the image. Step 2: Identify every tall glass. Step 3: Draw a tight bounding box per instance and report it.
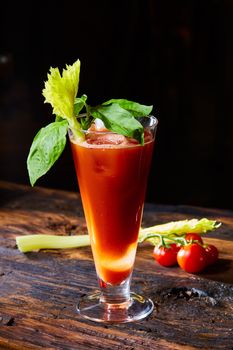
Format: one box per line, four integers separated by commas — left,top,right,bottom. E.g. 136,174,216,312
69,116,158,323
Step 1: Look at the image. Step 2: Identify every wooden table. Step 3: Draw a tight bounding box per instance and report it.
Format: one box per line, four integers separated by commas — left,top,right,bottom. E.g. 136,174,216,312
0,181,233,350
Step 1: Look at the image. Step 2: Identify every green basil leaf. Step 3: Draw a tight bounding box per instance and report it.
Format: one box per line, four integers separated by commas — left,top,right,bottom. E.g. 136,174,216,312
80,116,93,130
102,99,153,117
74,94,87,116
74,95,93,130
90,103,144,144
55,115,64,122
27,120,68,186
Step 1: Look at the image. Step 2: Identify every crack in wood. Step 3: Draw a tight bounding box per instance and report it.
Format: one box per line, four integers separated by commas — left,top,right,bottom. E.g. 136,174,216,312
0,316,15,326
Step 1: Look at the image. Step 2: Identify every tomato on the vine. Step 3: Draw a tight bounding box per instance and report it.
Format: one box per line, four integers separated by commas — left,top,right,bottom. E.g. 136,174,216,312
205,244,219,265
177,243,207,273
185,233,203,244
153,243,180,267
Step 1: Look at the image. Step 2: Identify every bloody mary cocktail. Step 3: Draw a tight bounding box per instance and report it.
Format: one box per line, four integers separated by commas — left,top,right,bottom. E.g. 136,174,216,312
70,125,155,285
26,58,158,323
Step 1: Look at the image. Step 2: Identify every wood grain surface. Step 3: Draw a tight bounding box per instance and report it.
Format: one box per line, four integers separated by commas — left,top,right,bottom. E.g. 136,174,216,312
0,181,233,350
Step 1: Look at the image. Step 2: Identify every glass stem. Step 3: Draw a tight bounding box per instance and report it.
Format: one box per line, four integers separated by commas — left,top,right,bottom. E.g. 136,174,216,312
98,275,132,306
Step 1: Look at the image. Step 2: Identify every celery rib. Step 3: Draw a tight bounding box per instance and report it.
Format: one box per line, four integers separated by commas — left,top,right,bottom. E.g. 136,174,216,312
16,234,90,253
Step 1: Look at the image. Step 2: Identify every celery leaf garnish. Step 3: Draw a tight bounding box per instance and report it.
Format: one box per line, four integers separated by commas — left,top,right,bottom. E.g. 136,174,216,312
42,59,84,141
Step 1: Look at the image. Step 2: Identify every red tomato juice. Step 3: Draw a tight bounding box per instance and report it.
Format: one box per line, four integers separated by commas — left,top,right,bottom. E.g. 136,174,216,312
70,133,154,285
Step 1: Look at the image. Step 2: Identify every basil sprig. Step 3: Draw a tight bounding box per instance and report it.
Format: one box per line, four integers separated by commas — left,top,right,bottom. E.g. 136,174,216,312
27,120,68,186
102,99,153,117
76,97,153,144
90,103,144,144
27,97,153,186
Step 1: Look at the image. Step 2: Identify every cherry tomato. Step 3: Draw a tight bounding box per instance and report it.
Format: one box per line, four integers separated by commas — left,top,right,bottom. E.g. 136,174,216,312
205,244,219,265
185,233,203,244
177,243,207,273
153,243,180,267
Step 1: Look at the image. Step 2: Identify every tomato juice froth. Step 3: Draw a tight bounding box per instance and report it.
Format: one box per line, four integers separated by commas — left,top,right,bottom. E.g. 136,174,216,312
70,127,155,285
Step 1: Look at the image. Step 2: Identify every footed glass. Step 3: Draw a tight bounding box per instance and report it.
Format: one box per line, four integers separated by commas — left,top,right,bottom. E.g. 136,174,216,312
69,116,158,323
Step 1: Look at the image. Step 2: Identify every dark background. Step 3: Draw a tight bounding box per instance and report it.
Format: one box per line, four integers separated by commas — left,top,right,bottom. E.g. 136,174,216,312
1,0,233,210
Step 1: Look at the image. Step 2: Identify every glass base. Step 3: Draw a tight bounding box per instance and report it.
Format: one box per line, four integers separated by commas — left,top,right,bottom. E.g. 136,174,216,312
76,291,154,323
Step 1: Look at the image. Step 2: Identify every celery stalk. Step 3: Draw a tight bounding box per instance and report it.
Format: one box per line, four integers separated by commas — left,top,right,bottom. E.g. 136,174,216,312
138,218,221,245
16,234,90,253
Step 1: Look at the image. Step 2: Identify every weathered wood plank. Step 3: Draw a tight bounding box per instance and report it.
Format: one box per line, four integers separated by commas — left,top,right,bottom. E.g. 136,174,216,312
0,181,233,349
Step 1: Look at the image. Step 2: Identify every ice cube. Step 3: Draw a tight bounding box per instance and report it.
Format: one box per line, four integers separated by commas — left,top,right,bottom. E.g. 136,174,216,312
88,119,107,132
94,118,106,130
86,132,127,145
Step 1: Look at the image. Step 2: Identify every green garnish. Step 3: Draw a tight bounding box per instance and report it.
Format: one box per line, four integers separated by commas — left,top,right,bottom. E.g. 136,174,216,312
16,218,220,253
16,234,90,253
90,103,145,144
42,59,83,141
27,120,68,187
27,59,153,186
102,99,153,117
138,218,221,246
